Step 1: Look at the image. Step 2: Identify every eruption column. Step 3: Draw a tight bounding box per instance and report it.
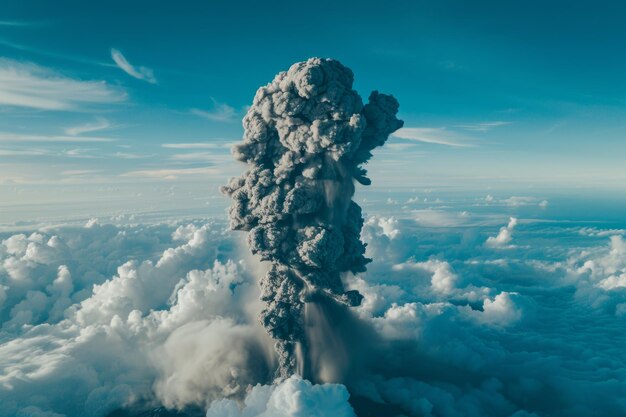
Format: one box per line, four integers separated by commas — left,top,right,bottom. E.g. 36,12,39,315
221,58,403,379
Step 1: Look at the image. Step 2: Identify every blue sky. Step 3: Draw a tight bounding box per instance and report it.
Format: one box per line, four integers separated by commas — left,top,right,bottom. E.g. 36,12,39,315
2,0,626,222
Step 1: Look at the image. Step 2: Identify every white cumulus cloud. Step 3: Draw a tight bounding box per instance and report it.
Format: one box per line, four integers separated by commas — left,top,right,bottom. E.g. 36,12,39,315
486,217,518,248
206,375,356,417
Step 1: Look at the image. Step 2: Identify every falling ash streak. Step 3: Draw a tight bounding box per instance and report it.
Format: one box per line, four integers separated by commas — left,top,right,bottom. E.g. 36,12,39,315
304,295,351,383
221,57,403,380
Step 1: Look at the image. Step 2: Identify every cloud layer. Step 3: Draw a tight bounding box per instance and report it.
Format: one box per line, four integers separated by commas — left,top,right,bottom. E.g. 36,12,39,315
1,196,626,416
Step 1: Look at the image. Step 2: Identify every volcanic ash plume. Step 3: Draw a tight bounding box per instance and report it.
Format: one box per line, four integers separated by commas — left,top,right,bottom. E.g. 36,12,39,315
221,57,403,379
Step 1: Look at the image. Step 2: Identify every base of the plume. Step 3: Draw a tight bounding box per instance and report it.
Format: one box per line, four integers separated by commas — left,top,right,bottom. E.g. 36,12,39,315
273,339,299,380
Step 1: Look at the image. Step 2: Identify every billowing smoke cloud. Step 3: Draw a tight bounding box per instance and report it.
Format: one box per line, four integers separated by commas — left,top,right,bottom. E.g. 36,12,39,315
221,58,403,378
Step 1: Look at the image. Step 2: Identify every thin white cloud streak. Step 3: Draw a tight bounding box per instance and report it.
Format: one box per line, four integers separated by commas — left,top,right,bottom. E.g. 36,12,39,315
0,58,127,110
0,132,115,143
61,170,101,176
63,148,97,158
169,152,231,162
0,147,102,159
0,21,30,26
455,121,510,132
0,38,113,67
384,142,421,151
111,49,157,84
503,196,548,208
191,100,236,122
0,149,47,156
393,127,475,147
64,117,111,136
113,152,153,159
121,167,220,180
162,142,234,149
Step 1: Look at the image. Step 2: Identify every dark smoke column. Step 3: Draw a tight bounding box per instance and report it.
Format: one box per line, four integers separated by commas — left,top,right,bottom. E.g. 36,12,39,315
221,58,403,379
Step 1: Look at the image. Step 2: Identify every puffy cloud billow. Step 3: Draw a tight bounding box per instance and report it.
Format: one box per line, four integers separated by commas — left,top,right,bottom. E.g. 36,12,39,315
485,217,518,248
341,212,626,416
0,220,271,416
206,376,356,417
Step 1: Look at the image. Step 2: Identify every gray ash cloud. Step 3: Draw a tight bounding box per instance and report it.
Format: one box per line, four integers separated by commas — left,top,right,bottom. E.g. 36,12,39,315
221,57,403,379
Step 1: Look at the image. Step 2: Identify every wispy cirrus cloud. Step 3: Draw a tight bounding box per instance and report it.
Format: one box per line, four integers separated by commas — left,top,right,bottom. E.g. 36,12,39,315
61,169,101,176
169,152,216,161
384,142,421,151
0,132,115,143
168,153,233,164
394,121,509,147
121,166,220,180
113,151,153,159
0,58,127,110
111,48,157,84
0,21,30,26
0,146,98,159
393,127,475,147
0,146,149,160
0,149,47,156
161,142,234,149
0,38,112,67
191,99,236,122
63,148,97,158
64,117,112,136
455,121,510,132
